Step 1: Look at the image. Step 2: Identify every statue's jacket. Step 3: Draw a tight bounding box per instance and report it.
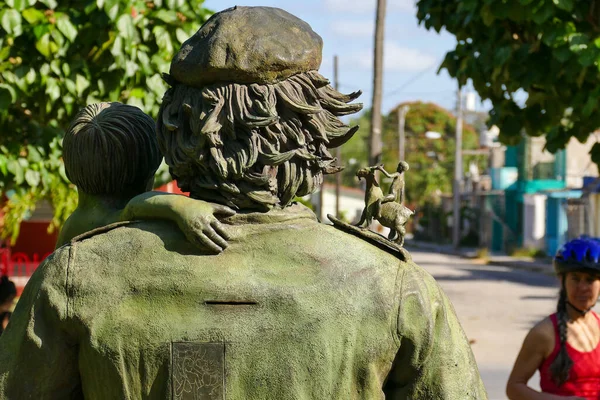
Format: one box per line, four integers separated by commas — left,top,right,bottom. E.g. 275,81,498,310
0,204,487,399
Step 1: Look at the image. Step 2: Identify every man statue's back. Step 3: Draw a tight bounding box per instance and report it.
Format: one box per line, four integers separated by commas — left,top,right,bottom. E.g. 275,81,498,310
0,6,486,399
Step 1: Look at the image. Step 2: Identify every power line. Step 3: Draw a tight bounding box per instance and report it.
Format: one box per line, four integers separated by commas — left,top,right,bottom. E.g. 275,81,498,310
383,60,442,98
384,65,437,97
339,82,454,98
391,89,454,96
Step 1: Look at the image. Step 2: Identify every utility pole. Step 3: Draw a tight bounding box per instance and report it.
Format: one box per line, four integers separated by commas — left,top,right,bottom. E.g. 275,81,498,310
369,0,386,167
453,87,463,249
334,55,341,218
397,105,409,162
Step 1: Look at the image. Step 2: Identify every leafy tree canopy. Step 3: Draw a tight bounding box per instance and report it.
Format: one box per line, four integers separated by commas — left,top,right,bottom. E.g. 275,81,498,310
416,0,600,165
0,0,211,243
339,102,484,204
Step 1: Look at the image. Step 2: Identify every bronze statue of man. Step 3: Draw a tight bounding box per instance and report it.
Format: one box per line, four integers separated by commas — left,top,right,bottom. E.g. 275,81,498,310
0,6,487,399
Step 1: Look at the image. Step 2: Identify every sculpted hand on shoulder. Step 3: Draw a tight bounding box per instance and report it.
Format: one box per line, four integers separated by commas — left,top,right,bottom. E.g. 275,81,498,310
120,192,236,253
170,199,235,253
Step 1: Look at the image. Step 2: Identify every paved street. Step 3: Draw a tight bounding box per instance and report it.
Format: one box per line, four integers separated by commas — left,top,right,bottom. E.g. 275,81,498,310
406,249,599,400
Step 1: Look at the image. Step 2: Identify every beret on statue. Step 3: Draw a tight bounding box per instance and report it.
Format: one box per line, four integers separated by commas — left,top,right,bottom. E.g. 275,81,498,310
169,6,323,87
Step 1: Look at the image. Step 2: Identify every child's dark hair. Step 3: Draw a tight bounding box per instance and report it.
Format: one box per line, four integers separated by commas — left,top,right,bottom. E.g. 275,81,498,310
0,276,16,305
63,102,162,197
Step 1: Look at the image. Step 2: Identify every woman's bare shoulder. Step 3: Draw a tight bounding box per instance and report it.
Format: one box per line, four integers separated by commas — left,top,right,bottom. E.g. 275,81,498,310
526,316,555,356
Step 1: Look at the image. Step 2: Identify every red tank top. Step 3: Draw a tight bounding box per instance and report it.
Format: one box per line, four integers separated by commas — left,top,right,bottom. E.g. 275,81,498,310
539,313,600,399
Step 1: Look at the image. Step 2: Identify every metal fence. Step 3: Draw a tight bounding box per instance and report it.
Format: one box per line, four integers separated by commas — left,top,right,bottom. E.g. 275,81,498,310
418,188,598,253
415,191,506,248
566,197,592,239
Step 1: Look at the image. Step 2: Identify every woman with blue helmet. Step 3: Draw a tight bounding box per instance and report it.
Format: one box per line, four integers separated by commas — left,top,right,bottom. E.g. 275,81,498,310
507,237,600,399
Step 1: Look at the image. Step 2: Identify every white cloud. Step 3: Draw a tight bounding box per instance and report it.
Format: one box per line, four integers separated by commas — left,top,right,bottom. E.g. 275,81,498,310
330,19,406,39
325,0,415,14
353,42,436,72
331,20,374,37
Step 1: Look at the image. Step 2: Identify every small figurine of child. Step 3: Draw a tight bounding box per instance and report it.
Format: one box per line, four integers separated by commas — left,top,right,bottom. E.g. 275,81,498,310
376,161,409,206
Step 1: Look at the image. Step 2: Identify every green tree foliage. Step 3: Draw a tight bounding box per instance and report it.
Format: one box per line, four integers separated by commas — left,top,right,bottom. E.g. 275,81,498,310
340,102,483,204
0,0,211,243
416,0,600,165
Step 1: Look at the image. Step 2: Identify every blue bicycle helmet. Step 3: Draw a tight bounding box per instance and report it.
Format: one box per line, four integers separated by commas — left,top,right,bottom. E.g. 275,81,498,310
553,237,600,275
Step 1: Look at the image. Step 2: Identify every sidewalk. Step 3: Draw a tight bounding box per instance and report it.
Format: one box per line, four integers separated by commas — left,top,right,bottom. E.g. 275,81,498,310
404,239,555,276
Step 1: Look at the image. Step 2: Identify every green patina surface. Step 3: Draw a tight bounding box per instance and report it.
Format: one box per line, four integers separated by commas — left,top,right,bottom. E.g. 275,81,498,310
57,191,233,253
170,6,323,87
0,204,486,399
0,6,487,398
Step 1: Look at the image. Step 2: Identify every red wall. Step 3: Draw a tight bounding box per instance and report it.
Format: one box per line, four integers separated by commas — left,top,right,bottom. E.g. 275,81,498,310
155,180,189,196
11,221,58,257
1,221,57,296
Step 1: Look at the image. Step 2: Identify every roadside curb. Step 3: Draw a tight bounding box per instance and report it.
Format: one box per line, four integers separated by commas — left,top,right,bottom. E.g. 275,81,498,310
405,240,555,277
404,240,476,258
487,259,555,277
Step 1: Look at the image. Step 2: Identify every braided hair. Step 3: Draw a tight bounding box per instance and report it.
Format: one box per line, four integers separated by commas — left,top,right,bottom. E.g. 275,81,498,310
549,281,573,386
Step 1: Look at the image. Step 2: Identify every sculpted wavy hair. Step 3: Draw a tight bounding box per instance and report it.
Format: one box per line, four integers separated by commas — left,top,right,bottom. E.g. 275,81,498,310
63,102,162,197
157,70,362,210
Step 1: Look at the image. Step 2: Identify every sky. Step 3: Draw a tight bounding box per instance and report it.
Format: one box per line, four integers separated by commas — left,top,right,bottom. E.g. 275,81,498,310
202,0,487,116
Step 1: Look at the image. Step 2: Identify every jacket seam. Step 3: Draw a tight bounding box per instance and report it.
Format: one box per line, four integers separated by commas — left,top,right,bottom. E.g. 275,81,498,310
392,261,405,348
66,244,75,320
